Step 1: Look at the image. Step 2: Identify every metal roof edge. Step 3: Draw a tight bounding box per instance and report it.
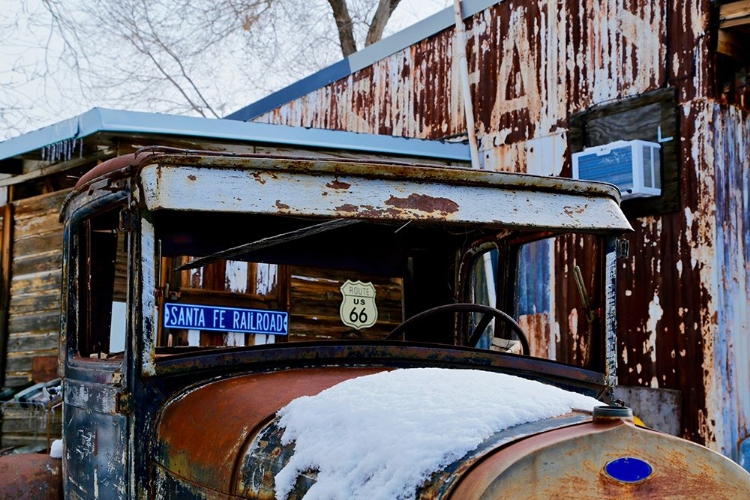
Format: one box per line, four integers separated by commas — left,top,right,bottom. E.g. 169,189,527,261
0,108,471,163
0,108,101,160
224,0,503,122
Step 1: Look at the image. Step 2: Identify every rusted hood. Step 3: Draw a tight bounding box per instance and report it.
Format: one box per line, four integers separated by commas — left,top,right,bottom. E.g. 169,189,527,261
153,368,750,499
153,367,389,494
153,366,592,498
0,452,62,499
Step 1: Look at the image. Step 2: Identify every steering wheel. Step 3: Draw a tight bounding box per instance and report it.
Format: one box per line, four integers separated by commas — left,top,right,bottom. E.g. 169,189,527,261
386,303,529,355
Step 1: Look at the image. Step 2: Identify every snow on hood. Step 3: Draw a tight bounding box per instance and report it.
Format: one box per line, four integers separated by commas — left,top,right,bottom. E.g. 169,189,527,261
273,367,599,500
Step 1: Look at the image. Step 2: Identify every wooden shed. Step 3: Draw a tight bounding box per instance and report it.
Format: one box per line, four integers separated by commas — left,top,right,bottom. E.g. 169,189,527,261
0,109,468,447
226,0,750,467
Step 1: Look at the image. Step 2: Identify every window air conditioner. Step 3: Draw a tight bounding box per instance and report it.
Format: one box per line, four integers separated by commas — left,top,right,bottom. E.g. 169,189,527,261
572,140,662,200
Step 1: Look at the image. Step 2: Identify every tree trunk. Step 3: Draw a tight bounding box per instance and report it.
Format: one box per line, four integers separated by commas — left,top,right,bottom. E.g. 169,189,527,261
365,0,402,47
327,0,358,57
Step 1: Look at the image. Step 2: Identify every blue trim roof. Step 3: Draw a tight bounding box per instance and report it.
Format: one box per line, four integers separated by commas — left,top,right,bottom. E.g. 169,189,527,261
225,0,501,122
0,108,470,162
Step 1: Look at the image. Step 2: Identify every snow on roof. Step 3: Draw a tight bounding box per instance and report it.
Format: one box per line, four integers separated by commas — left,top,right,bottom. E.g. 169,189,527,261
274,367,599,499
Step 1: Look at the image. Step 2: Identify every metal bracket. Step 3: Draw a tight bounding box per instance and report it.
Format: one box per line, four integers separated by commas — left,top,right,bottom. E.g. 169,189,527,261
119,207,136,233
116,392,133,414
616,238,630,259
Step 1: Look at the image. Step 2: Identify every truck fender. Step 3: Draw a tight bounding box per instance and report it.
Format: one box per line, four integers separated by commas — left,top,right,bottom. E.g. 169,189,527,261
0,453,62,499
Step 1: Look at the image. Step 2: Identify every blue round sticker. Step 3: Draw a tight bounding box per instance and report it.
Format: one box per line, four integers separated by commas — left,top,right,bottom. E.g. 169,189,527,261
605,457,653,483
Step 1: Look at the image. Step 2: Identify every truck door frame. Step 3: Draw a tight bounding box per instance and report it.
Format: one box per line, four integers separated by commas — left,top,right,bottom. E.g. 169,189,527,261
61,190,132,498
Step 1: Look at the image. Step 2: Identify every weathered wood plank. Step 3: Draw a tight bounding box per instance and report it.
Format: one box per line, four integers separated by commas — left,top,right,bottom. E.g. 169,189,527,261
10,269,62,296
12,189,70,219
6,331,60,353
289,299,402,323
291,278,403,303
12,251,62,276
4,355,33,373
4,350,58,377
716,29,750,62
0,204,12,388
174,289,280,310
720,1,750,29
8,311,60,336
13,232,63,257
3,375,33,388
292,266,404,286
9,291,60,316
13,212,63,239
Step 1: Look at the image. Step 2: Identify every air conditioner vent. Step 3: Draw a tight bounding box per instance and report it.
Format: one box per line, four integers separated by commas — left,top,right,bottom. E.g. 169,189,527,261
572,140,661,200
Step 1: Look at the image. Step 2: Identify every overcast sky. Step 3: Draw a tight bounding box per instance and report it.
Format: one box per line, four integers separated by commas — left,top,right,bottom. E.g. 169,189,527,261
0,0,451,140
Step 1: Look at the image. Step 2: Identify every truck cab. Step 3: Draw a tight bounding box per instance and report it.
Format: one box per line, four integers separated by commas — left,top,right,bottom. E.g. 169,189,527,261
38,147,750,497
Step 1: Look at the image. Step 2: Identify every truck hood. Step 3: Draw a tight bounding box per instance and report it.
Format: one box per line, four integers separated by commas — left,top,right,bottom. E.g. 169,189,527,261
152,367,750,499
152,367,595,498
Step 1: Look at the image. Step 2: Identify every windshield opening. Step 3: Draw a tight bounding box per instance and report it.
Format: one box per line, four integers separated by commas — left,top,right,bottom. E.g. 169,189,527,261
149,210,608,372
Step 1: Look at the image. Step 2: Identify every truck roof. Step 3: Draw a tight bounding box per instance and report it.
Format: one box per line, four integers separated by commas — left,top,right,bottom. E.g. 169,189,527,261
65,150,632,234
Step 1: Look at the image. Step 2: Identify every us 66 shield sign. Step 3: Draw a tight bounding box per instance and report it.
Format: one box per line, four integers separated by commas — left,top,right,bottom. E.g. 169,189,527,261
339,280,378,330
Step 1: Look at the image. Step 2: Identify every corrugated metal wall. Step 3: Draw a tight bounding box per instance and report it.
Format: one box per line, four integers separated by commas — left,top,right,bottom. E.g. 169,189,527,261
255,0,668,174
251,0,750,460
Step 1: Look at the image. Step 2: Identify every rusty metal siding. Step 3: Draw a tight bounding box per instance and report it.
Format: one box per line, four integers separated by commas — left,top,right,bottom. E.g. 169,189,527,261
254,0,668,174
246,0,747,454
610,97,750,459
707,103,750,459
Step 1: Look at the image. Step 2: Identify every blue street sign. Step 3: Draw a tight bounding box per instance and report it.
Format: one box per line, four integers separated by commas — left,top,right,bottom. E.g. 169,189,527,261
163,303,288,336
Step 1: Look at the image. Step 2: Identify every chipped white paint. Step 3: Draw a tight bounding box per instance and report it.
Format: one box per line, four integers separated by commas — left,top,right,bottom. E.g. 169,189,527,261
141,219,157,376
254,0,665,178
487,6,540,146
524,132,567,176
140,164,632,232
708,103,750,461
254,263,277,295
226,261,249,294
645,292,662,366
567,307,579,363
688,100,722,452
226,261,249,347
242,0,748,460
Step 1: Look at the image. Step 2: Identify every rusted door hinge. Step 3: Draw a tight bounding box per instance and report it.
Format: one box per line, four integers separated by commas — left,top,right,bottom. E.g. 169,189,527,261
616,238,629,259
119,207,136,233
116,392,133,414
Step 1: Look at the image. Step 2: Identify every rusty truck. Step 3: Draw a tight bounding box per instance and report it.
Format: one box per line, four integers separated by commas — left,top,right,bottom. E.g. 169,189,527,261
1,145,749,498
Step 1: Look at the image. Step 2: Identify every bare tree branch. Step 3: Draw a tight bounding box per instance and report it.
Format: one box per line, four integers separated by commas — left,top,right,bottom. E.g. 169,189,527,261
365,0,402,47
2,0,447,137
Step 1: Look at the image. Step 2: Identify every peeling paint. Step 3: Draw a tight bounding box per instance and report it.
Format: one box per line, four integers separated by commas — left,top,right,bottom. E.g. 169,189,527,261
645,292,663,365
245,0,745,461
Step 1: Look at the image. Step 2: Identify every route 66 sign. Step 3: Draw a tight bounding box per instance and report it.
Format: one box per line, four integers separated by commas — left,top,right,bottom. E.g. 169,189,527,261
339,280,378,330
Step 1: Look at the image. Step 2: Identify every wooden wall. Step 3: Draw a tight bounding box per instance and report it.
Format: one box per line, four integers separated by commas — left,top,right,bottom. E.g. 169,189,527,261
3,190,69,387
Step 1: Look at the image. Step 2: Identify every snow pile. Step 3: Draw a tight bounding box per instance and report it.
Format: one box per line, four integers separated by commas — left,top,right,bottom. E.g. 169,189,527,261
274,368,599,500
50,439,63,459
